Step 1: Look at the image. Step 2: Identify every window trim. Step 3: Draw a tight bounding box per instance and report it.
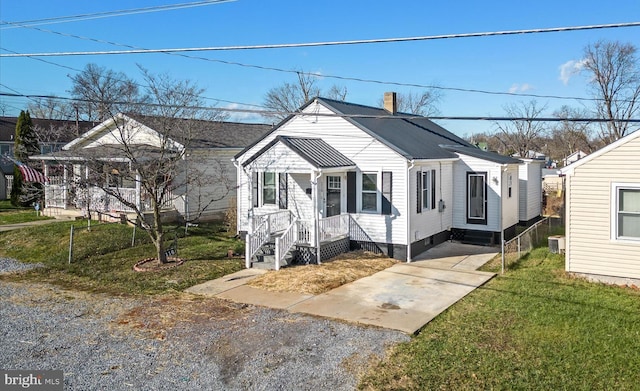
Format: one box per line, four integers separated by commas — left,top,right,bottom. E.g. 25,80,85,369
467,172,487,225
262,171,276,206
611,182,640,242
360,172,380,213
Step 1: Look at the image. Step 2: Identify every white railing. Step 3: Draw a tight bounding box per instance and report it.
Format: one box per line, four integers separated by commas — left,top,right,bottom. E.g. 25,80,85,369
105,187,137,212
275,218,298,271
252,210,292,233
319,214,350,242
246,219,270,268
45,184,67,208
297,220,313,244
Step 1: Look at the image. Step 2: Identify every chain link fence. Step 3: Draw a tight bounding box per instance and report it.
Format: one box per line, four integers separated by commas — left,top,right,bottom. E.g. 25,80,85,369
501,217,564,272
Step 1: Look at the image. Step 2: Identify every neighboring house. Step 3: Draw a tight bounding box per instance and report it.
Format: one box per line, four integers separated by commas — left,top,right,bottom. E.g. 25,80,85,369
1,116,94,199
234,93,529,270
561,130,640,283
31,113,271,221
562,150,588,167
518,159,543,225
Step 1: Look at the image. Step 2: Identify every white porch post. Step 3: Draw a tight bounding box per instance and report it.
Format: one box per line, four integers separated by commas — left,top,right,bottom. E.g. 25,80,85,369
62,164,68,209
312,170,321,265
135,171,142,211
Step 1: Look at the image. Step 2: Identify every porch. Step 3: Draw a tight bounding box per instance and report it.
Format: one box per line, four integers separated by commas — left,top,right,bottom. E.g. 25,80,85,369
245,210,373,271
43,175,174,218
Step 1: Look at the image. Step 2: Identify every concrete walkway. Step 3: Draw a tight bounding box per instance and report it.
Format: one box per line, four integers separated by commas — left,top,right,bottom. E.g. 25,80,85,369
186,242,498,334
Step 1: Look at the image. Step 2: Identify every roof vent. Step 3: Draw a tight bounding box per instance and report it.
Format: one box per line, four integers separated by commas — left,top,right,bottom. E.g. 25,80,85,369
383,92,397,115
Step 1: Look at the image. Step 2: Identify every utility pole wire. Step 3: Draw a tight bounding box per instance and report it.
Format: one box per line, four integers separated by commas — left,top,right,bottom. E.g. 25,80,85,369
1,91,638,122
2,22,639,57
0,0,236,30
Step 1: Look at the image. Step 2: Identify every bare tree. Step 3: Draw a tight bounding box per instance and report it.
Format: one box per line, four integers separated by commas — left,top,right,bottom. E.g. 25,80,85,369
262,71,348,120
27,96,75,120
59,68,230,264
548,105,597,161
70,63,144,122
494,100,548,157
399,90,442,116
582,40,640,144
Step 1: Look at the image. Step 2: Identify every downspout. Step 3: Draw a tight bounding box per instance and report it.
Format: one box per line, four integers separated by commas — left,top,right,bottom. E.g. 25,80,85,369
313,169,322,264
231,157,242,235
499,164,507,274
406,159,415,263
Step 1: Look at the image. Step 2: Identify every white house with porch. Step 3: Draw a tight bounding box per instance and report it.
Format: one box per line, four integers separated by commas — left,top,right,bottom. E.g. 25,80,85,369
32,113,270,222
234,93,525,270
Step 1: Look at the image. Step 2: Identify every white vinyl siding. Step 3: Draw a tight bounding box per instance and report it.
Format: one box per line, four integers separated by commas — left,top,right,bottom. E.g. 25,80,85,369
565,133,640,280
409,162,454,243
236,102,408,245
518,160,543,222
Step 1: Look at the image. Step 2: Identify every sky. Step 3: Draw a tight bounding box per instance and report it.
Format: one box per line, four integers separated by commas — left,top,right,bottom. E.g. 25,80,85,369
1,0,639,138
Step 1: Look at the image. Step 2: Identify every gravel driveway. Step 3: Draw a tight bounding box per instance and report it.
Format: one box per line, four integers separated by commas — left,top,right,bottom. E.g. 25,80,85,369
0,259,408,390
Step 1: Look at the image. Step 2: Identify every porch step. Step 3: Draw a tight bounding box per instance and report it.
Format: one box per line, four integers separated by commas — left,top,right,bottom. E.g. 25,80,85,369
251,252,295,270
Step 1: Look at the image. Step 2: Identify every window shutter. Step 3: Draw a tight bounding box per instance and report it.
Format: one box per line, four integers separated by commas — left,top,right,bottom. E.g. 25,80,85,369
347,171,356,213
416,171,422,213
278,173,288,209
382,171,392,215
431,169,436,210
252,171,258,207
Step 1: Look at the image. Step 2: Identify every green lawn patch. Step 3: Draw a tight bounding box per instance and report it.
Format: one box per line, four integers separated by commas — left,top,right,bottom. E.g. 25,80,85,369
0,200,52,224
0,221,244,295
359,246,640,390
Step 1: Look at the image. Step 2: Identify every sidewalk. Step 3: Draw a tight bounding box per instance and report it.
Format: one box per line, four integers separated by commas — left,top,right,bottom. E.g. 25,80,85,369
0,217,73,232
186,242,498,334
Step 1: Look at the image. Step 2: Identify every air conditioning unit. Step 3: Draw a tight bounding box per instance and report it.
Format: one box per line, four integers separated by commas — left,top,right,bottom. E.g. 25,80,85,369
548,235,566,254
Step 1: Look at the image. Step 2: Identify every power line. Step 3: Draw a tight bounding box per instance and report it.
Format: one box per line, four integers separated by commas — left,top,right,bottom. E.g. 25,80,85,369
2,22,639,57
0,22,628,104
0,0,236,30
2,91,638,123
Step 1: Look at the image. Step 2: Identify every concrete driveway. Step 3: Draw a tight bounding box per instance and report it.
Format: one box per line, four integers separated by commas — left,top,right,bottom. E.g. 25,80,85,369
187,242,497,334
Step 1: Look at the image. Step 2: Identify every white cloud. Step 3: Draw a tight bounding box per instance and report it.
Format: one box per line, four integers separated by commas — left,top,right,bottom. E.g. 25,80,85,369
559,59,587,85
508,83,534,93
223,103,264,122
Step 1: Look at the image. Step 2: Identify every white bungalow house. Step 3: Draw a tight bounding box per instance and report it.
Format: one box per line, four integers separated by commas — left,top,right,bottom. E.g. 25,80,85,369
32,113,270,222
561,129,640,284
234,93,526,270
518,159,543,225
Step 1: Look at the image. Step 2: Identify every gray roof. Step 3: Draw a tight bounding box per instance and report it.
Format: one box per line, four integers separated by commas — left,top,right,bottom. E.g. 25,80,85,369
236,97,517,165
243,136,356,169
0,116,95,143
126,115,272,148
440,145,522,165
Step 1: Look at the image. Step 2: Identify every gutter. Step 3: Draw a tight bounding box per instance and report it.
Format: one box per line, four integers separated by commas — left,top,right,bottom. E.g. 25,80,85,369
406,159,415,262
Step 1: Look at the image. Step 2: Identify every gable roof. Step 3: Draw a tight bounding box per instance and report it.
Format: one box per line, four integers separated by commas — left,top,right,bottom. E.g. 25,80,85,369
64,113,272,151
235,96,516,164
561,129,640,175
0,116,95,143
243,136,356,169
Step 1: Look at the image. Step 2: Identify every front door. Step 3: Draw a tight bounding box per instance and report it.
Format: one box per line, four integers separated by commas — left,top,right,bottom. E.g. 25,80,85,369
326,176,341,217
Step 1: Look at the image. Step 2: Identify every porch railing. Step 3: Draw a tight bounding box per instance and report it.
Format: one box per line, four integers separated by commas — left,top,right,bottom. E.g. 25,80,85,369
247,212,353,269
319,214,350,242
275,217,298,271
45,184,67,208
246,219,270,268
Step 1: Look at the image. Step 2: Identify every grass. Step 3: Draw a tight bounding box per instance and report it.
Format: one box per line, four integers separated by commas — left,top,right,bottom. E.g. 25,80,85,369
0,220,244,295
0,200,52,224
359,246,640,390
248,251,397,295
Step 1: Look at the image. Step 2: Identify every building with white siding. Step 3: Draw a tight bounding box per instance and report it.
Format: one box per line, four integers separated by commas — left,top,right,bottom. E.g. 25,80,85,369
561,130,640,283
235,93,532,269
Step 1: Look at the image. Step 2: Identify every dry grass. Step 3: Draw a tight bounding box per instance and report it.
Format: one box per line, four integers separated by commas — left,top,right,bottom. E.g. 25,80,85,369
247,251,397,295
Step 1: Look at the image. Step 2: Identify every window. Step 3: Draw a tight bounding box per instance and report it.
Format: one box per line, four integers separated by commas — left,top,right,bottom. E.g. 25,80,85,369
467,172,487,224
361,173,378,212
417,169,436,213
262,172,276,205
616,187,640,240
508,174,513,198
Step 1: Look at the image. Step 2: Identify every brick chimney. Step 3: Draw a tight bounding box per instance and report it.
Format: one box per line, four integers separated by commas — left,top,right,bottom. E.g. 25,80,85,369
383,92,397,115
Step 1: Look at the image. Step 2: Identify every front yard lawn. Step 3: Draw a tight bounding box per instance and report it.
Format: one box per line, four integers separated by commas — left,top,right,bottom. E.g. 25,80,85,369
0,200,52,225
359,247,640,390
0,221,244,295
